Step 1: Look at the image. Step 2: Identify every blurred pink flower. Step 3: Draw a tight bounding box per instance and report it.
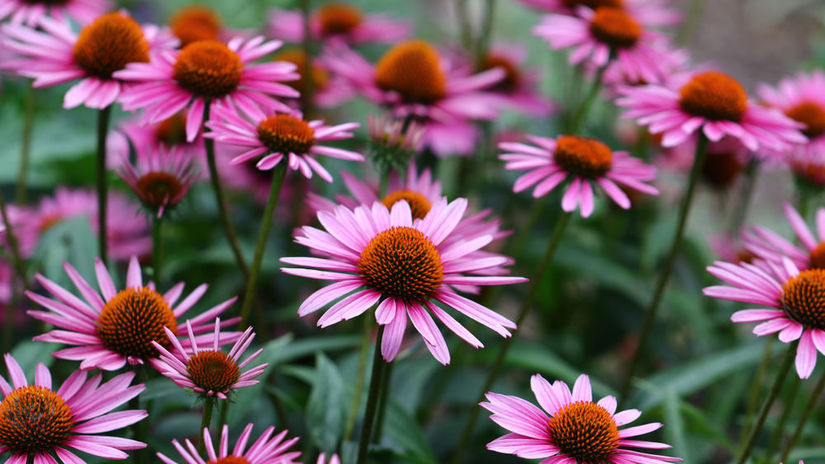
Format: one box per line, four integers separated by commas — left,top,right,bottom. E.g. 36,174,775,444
744,203,825,271
520,0,681,27
117,142,197,218
759,70,825,165
268,3,410,45
0,0,109,26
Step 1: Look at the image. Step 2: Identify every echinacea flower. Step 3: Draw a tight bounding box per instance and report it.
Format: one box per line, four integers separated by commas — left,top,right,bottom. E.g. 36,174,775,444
206,107,362,181
281,199,526,365
117,142,197,218
744,204,825,271
168,5,222,46
276,48,354,108
500,135,658,217
27,256,239,371
0,353,147,462
363,113,424,172
534,6,681,85
0,0,109,27
617,70,806,150
705,256,825,378
323,40,505,156
316,453,341,464
157,424,301,464
115,36,300,141
268,2,410,45
2,12,177,109
659,136,751,191
520,0,681,27
476,43,555,116
109,112,203,168
482,373,680,464
152,319,267,399
8,188,151,260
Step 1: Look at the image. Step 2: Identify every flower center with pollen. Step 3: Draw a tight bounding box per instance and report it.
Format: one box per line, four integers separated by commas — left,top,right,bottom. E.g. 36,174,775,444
275,49,329,94
554,136,613,178
256,114,315,155
808,243,825,269
589,7,641,48
781,269,825,330
481,54,520,92
136,172,184,209
186,350,241,393
0,386,74,455
170,6,222,47
786,101,825,138
679,72,748,121
375,40,447,104
547,401,620,462
381,190,432,220
96,287,178,359
207,457,251,464
562,0,624,8
318,3,363,36
72,12,150,79
358,227,443,301
173,40,243,98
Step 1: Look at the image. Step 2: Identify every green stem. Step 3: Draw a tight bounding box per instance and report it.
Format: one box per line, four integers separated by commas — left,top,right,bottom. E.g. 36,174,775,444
618,133,709,401
356,327,386,464
203,103,250,279
218,400,230,429
474,0,497,67
567,58,609,135
300,0,314,116
152,216,162,284
371,362,394,444
450,211,573,464
0,188,27,289
201,398,215,432
239,163,288,327
728,160,759,234
96,106,112,264
741,338,774,447
455,0,472,49
765,375,800,460
344,316,373,441
780,367,825,462
16,84,34,204
735,341,797,464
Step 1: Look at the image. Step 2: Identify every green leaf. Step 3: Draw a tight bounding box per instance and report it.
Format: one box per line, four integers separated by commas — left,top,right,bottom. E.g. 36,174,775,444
663,389,691,464
10,340,55,371
382,398,436,462
32,216,97,290
306,354,346,454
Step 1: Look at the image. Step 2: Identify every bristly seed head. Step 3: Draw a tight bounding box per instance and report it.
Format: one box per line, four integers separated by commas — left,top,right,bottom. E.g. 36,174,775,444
375,40,447,104
0,386,74,455
809,243,825,270
679,72,748,121
135,172,185,210
786,101,825,138
170,5,222,46
318,3,363,36
381,190,432,220
588,7,642,48
173,40,242,98
72,12,150,79
186,350,241,394
97,287,178,359
547,401,620,462
256,114,316,155
781,269,825,330
554,136,613,178
358,226,443,301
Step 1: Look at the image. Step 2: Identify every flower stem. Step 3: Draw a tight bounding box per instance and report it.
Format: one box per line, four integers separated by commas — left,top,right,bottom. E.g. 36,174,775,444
567,58,609,135
218,399,230,429
96,106,112,264
239,163,288,326
741,338,774,445
201,398,215,432
450,211,573,464
300,0,315,117
0,188,27,289
203,103,250,279
152,216,162,285
735,340,797,464
16,84,34,204
371,361,394,444
618,133,709,401
344,316,373,441
728,159,759,234
765,374,800,460
474,0,497,67
779,367,825,463
357,327,386,464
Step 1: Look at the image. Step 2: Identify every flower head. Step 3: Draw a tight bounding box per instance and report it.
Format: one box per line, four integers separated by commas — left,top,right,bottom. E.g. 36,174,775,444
0,353,147,462
117,142,197,218
500,135,658,217
0,0,109,26
157,423,301,464
476,44,556,116
115,36,300,141
617,70,806,150
2,12,177,109
743,204,825,271
281,199,525,365
363,114,424,172
268,3,410,45
482,373,680,463
206,107,363,181
169,5,222,46
520,0,682,27
27,256,239,371
323,40,505,156
276,48,354,108
152,319,267,399
705,256,825,378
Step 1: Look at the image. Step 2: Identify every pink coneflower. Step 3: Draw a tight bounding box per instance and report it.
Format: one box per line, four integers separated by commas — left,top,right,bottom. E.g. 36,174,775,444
0,353,147,462
277,48,354,108
482,373,680,464
500,135,658,217
157,424,301,464
744,203,825,271
281,199,525,365
659,136,751,190
475,43,555,116
268,3,410,45
206,107,362,181
2,12,177,109
534,6,682,85
118,142,197,218
520,0,681,27
705,256,825,378
115,37,300,142
617,70,806,150
709,233,757,265
759,71,825,162
109,112,203,165
0,0,109,26
8,188,151,261
323,40,505,156
152,319,267,399
316,453,341,464
363,113,425,172
26,256,239,371
168,5,222,47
